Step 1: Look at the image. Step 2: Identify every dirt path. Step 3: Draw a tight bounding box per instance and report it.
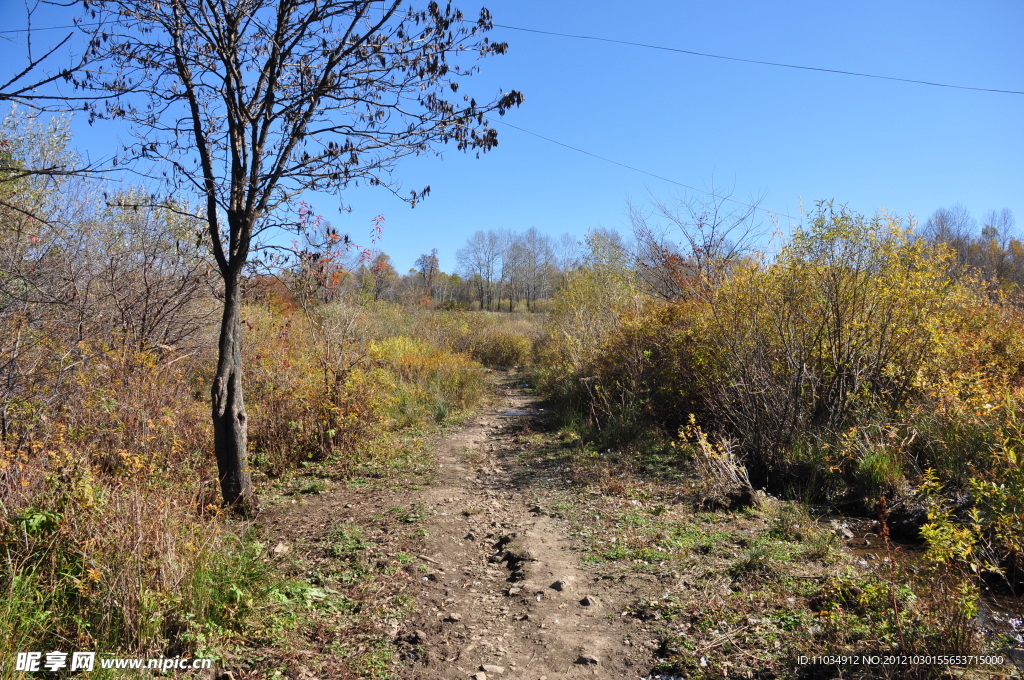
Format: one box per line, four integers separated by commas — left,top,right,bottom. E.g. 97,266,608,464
262,371,657,680
391,375,654,680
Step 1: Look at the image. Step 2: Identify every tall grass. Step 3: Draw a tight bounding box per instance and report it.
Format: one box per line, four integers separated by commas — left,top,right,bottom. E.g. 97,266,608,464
243,304,489,476
0,346,281,669
1,299,504,669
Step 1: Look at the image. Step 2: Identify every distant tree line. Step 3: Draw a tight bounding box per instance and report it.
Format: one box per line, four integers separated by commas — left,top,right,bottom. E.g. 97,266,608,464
274,227,583,311
920,204,1021,295
258,200,1023,314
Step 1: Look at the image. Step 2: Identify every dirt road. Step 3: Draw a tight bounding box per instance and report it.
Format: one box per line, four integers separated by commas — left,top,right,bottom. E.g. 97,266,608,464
263,370,659,680
391,375,655,680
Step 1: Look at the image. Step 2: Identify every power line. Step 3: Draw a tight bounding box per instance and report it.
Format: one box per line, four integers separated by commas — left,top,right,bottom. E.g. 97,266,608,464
492,23,1024,97
493,119,802,222
6,17,1022,96
0,22,101,35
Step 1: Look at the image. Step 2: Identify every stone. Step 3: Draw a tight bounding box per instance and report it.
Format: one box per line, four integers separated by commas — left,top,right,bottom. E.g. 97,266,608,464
481,665,505,674
507,586,522,596
471,674,487,680
444,613,463,622
502,538,537,562
272,542,289,555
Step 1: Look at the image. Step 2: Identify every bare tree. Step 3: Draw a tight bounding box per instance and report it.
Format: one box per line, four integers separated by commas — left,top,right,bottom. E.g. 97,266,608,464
921,204,976,268
553,232,580,277
98,191,215,350
632,186,764,301
457,229,503,310
0,113,98,441
0,3,108,212
983,208,1016,238
500,227,552,311
415,248,440,296
499,230,522,311
87,0,522,512
520,227,554,310
0,113,214,448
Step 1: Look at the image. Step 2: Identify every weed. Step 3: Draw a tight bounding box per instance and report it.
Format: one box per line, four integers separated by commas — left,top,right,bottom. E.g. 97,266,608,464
729,539,799,579
657,524,734,556
389,504,426,524
326,524,367,560
295,479,328,495
349,640,395,679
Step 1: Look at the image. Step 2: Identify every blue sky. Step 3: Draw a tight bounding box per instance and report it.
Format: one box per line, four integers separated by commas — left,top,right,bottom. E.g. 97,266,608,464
2,0,1021,273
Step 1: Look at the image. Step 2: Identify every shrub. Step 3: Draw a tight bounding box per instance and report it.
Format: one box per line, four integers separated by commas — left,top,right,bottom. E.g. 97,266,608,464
676,417,756,510
0,348,280,663
243,306,486,476
700,204,965,478
0,298,496,667
535,231,644,428
421,310,539,368
537,201,1024,592
368,335,484,421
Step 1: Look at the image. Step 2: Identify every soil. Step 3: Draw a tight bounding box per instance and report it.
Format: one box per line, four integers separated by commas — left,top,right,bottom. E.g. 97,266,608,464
260,370,664,680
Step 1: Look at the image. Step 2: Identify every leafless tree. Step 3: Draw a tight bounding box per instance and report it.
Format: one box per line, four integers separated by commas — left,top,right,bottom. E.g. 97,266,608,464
632,186,764,301
0,3,109,218
457,229,504,310
0,112,98,441
98,192,215,351
86,0,522,512
498,229,522,311
415,248,440,296
983,208,1016,239
553,232,580,278
512,227,553,311
921,204,976,268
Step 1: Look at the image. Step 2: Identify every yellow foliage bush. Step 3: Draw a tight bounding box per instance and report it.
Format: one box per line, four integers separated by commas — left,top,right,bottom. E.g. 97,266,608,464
420,310,539,368
242,305,486,476
538,202,1024,569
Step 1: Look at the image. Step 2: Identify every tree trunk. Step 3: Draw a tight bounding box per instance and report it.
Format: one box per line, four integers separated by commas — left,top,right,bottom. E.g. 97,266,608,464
211,275,257,515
